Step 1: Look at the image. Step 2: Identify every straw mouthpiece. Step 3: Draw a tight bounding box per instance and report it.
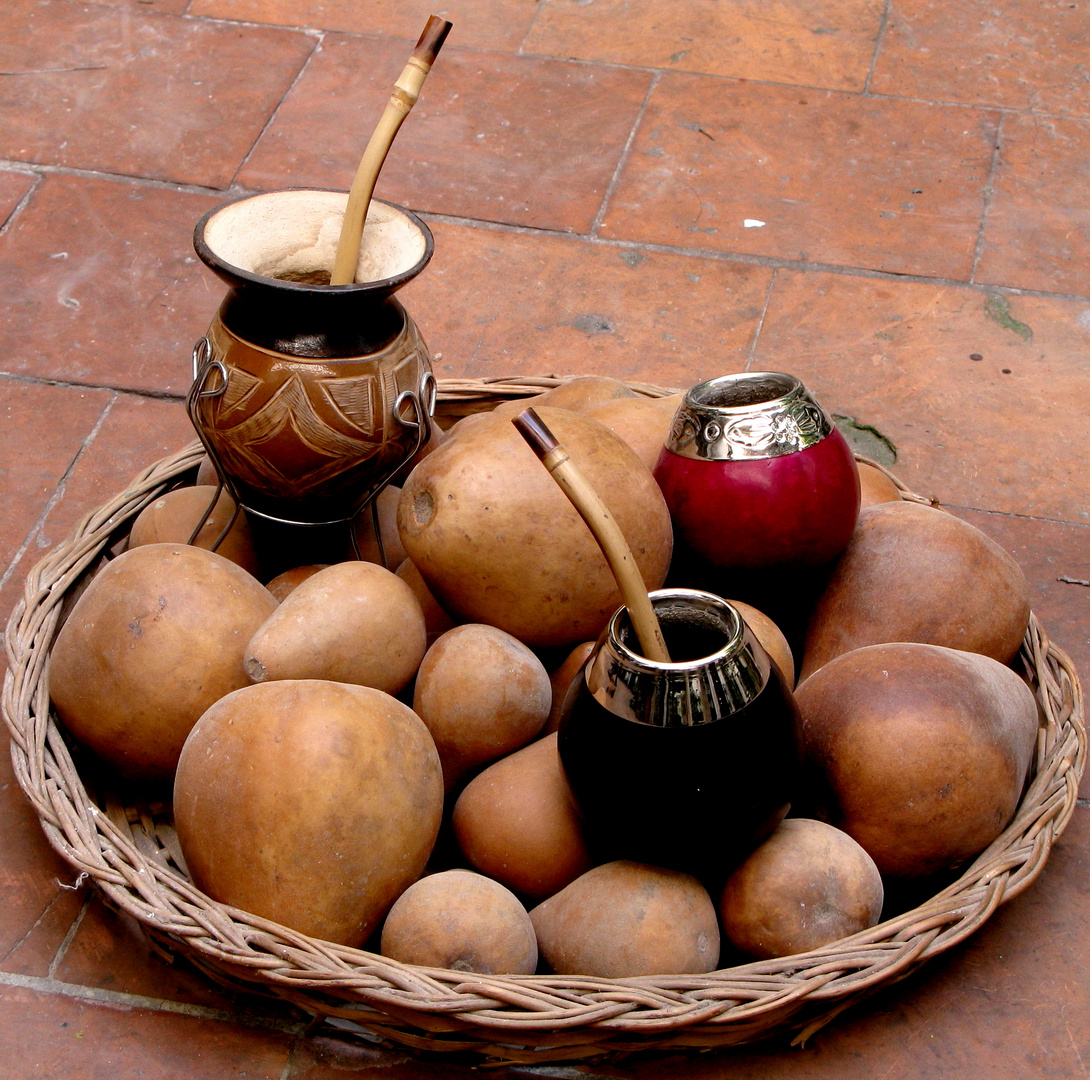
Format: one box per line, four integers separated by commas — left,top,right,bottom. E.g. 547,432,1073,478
414,16,453,65
512,407,559,460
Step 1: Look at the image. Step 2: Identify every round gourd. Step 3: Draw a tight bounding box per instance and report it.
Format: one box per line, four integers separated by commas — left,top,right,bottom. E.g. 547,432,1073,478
544,641,595,736
348,485,407,569
729,598,795,687
395,557,457,645
720,818,883,958
265,563,328,602
412,624,551,788
397,406,673,648
128,485,260,578
174,680,443,947
49,543,277,781
856,461,902,507
380,870,537,974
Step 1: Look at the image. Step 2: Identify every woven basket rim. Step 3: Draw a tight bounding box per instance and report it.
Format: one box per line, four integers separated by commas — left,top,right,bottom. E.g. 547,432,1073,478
3,375,1085,1064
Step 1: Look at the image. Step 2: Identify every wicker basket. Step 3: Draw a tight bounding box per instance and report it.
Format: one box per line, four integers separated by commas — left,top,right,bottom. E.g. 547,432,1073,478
3,376,1085,1064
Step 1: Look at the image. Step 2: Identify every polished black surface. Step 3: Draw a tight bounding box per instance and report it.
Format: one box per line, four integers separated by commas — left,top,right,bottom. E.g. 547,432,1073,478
558,661,802,885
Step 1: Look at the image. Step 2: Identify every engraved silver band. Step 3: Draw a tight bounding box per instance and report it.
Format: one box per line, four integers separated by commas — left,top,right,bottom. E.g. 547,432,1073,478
585,589,771,728
664,372,834,461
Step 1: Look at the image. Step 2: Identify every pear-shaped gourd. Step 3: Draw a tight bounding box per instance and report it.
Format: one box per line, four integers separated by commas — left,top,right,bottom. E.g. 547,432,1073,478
801,502,1030,680
794,642,1039,879
245,561,426,695
530,861,720,977
452,733,591,902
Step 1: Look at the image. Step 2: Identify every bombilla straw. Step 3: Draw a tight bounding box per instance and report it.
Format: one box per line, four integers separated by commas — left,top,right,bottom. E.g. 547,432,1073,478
329,15,452,286
513,408,672,664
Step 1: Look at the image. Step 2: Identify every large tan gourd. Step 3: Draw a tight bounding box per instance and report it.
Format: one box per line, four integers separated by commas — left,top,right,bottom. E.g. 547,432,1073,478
174,680,443,947
49,543,277,781
582,393,682,472
397,406,673,648
801,502,1030,680
466,376,640,428
794,642,1039,879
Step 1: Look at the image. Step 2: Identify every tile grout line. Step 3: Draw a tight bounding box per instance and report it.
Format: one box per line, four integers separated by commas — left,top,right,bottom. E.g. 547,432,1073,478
589,70,661,238
0,885,82,971
177,8,325,38
172,11,1090,128
863,0,893,96
414,211,1090,304
0,159,250,199
0,392,119,605
0,970,305,1036
744,267,778,371
46,893,91,980
941,502,1090,531
278,1037,306,1080
516,0,549,54
228,31,327,189
0,172,43,239
2,173,1088,300
155,4,1090,129
0,371,186,403
969,112,1006,285
15,149,1090,302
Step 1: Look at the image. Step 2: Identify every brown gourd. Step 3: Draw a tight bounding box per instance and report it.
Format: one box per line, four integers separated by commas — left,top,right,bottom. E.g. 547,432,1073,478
397,406,673,649
530,861,720,977
174,679,443,947
794,642,1039,880
380,869,537,975
49,543,277,782
452,733,592,902
244,561,426,695
719,818,884,958
412,623,551,789
582,393,682,472
801,501,1030,680
128,485,261,578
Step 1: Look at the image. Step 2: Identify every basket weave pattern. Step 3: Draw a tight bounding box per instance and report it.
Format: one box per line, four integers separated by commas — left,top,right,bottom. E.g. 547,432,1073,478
3,377,1085,1063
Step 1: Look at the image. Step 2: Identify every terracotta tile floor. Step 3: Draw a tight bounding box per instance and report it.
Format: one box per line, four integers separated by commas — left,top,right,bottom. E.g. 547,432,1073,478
1,0,1086,1076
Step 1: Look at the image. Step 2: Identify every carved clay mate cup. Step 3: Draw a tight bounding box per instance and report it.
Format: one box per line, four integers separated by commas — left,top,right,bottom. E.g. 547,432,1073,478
188,188,436,526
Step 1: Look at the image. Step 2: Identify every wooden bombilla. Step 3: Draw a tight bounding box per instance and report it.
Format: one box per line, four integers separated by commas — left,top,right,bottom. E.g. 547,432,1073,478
330,15,453,286
512,408,672,664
